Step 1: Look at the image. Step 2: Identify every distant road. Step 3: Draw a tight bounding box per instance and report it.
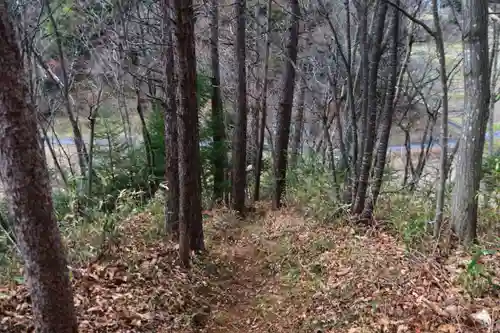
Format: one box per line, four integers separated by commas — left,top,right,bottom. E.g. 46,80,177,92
48,120,500,154
51,137,109,146
448,120,462,130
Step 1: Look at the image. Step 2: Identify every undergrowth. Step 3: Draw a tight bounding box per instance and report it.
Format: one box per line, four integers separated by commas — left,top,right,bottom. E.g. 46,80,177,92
0,148,499,332
286,155,346,222
285,155,499,299
0,73,214,282
0,117,498,331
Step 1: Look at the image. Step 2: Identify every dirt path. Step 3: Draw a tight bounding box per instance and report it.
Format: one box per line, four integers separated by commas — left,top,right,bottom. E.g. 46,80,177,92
203,208,499,333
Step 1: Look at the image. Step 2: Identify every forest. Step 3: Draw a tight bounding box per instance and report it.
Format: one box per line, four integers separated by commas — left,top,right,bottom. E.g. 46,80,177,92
0,0,498,332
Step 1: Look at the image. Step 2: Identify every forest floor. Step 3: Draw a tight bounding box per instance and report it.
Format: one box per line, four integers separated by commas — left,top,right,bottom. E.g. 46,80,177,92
0,203,499,333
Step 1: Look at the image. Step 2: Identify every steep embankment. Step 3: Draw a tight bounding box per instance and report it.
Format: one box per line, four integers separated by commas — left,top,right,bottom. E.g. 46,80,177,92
0,204,498,332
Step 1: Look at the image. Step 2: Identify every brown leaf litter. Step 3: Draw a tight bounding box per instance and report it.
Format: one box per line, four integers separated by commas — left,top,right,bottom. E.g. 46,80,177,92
0,207,499,333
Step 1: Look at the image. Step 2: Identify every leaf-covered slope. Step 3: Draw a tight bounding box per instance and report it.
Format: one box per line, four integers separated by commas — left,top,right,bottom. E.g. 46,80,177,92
0,205,498,332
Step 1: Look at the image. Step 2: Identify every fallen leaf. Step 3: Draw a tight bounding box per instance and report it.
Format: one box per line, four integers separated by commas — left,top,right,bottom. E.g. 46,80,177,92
444,305,458,317
437,324,456,333
421,297,448,317
336,267,351,276
469,309,492,327
396,324,409,333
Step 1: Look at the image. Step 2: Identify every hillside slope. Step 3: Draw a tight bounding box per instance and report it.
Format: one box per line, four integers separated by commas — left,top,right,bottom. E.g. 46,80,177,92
0,204,498,332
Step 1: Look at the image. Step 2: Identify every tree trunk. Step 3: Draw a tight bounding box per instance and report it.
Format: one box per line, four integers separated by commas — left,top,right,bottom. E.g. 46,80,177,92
253,0,272,203
321,101,341,201
249,4,265,169
352,1,388,214
451,0,490,244
87,108,98,198
0,3,78,331
131,52,154,187
174,0,205,267
344,0,358,192
232,0,248,215
272,0,300,210
431,0,451,239
488,19,499,156
362,4,399,217
210,0,227,205
289,64,307,170
352,2,370,203
163,0,180,240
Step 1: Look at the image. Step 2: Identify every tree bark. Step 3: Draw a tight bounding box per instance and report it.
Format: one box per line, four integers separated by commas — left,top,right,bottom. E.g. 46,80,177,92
362,4,400,217
249,4,266,170
488,19,499,156
232,0,248,215
352,1,370,203
289,64,307,170
210,0,227,205
451,0,490,244
174,0,205,267
253,0,272,203
343,0,358,192
353,0,388,214
0,2,78,331
431,0,451,239
163,0,180,239
272,0,300,210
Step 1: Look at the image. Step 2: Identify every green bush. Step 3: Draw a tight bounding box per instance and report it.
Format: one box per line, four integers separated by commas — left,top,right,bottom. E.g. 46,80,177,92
481,150,500,209
71,72,214,213
146,73,228,206
84,117,150,211
482,150,500,186
286,154,344,221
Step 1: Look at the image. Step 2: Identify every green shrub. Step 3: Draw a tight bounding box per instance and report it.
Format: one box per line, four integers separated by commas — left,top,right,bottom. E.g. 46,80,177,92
383,191,434,251
286,154,344,221
145,72,217,205
458,249,499,297
86,118,150,211
482,150,500,187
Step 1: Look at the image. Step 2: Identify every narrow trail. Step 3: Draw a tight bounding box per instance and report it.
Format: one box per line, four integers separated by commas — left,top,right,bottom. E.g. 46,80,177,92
204,212,302,333
0,206,498,332
203,207,499,333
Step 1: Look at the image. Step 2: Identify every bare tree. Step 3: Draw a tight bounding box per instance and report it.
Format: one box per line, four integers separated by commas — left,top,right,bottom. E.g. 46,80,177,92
451,0,490,244
290,63,308,169
163,0,180,239
430,0,452,239
210,0,226,205
174,0,205,266
272,0,300,209
44,1,89,176
362,3,400,217
488,12,500,156
253,0,272,203
0,1,78,331
352,0,388,214
387,0,454,235
232,0,248,215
